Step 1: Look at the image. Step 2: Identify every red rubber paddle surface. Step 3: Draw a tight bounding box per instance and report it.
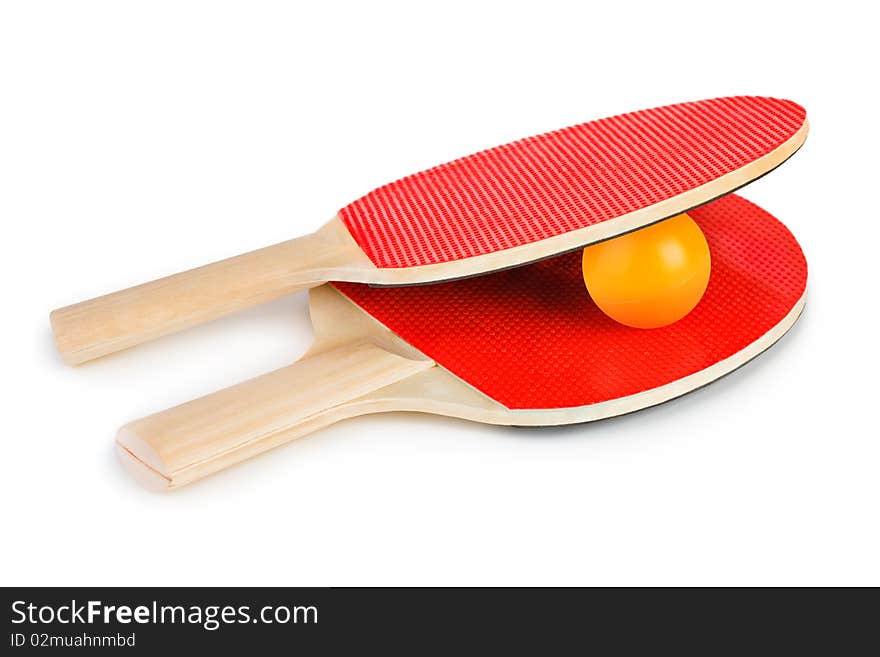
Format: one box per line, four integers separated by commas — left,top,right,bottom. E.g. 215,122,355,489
334,195,807,410
339,97,805,268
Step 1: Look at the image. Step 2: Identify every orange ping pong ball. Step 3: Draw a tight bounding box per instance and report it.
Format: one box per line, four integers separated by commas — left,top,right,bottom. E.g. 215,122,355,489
581,213,711,329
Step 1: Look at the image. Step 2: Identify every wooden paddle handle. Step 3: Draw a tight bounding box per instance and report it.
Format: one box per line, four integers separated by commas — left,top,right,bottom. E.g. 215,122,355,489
50,230,347,365
116,340,433,490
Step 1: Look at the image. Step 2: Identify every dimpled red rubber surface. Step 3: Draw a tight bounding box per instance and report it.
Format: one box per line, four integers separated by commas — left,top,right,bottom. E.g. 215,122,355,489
338,97,805,268
334,195,807,409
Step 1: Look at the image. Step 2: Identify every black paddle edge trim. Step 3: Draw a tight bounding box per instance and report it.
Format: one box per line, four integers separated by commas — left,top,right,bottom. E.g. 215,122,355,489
505,298,807,429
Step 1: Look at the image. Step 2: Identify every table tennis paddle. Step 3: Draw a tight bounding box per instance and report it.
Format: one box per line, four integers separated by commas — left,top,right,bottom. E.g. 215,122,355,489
51,96,807,365
116,194,808,489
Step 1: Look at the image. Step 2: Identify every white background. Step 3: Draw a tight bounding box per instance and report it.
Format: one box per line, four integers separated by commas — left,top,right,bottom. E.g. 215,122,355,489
1,1,877,586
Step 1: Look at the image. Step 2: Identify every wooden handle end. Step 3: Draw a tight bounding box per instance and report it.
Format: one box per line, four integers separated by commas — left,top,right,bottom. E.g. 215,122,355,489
116,433,173,492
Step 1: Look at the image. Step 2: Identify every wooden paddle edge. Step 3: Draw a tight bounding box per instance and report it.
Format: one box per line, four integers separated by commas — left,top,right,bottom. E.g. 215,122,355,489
336,119,809,286
345,289,808,425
